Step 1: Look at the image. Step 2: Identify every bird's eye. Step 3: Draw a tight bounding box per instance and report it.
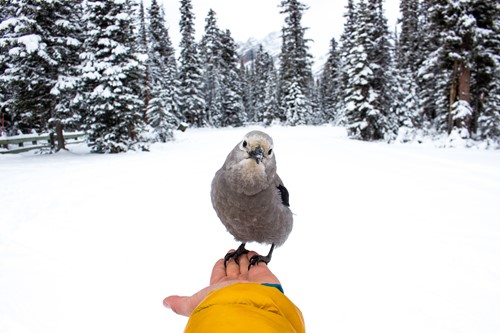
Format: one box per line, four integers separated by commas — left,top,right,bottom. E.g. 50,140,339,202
268,149,273,155
242,140,247,148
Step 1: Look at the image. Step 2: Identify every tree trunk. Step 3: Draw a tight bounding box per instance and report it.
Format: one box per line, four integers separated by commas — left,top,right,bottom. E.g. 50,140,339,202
458,62,471,131
458,62,471,103
448,60,459,134
144,64,150,122
55,120,66,151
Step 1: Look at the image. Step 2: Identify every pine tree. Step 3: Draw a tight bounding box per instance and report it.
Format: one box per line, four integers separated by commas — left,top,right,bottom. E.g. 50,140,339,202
47,0,84,150
0,0,50,133
199,11,244,128
253,45,275,123
137,0,150,118
414,0,444,129
364,0,395,139
219,29,246,127
432,0,476,137
309,79,322,125
337,0,357,126
393,0,421,138
0,0,83,144
178,0,205,127
199,9,223,126
0,1,18,134
470,0,500,142
420,0,500,141
341,0,393,140
262,68,279,126
397,0,419,73
79,0,146,153
342,0,377,140
391,65,420,139
146,0,179,142
318,37,341,123
279,0,314,125
240,64,255,123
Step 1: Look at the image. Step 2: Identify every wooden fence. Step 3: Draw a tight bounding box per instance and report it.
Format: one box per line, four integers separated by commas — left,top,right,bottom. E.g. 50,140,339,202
0,132,85,154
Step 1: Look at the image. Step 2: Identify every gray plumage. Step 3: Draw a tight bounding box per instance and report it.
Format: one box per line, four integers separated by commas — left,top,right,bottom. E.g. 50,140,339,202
211,130,293,266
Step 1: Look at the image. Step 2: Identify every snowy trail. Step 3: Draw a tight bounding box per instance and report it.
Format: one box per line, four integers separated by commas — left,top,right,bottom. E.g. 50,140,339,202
1,125,500,333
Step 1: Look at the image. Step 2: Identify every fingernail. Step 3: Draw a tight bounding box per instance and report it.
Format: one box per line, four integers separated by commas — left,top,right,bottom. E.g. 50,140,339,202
163,299,171,309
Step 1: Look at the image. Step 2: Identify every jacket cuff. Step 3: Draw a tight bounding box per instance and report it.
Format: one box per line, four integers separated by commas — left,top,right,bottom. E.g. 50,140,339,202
262,283,284,293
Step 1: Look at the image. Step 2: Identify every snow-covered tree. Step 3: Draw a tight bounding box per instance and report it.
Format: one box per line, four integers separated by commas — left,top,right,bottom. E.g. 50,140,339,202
392,0,421,138
178,0,205,127
318,37,341,123
199,9,223,126
432,0,476,136
341,0,391,140
146,0,179,142
136,0,150,116
470,0,500,142
343,42,377,140
337,0,357,126
79,0,146,153
0,0,50,133
397,0,419,73
278,0,314,125
391,65,420,136
413,0,443,129
262,68,279,126
252,45,276,123
219,29,246,127
199,11,244,128
364,0,395,139
0,1,18,133
0,0,83,144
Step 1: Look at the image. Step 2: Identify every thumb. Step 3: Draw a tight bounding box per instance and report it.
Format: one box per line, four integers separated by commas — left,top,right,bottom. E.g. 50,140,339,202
163,281,237,317
163,295,194,317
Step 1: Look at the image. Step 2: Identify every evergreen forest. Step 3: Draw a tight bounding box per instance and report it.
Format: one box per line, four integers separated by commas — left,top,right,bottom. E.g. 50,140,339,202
1,0,499,153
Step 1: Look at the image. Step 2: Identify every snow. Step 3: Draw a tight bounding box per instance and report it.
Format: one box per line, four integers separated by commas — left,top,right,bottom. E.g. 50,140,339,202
0,18,20,31
17,34,42,54
453,100,473,120
1,125,500,333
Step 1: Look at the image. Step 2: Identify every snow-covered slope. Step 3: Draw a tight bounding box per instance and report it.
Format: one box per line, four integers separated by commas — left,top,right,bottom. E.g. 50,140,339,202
237,30,326,75
1,125,500,333
0,127,500,333
237,31,281,66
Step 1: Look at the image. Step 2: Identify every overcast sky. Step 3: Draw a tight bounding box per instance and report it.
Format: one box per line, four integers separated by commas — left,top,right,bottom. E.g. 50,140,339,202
160,0,401,59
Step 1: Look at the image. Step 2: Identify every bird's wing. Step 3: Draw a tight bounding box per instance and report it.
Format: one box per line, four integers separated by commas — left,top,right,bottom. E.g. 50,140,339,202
275,175,290,207
277,184,290,207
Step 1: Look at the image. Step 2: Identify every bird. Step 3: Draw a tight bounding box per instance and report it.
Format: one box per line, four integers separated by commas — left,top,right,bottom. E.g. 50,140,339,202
211,130,293,269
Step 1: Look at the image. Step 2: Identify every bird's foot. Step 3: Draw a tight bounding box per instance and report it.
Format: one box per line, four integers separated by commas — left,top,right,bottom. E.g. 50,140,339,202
224,243,249,267
248,254,271,268
248,243,275,270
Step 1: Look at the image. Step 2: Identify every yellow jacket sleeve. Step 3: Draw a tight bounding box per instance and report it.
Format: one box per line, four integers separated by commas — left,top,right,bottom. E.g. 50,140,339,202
185,283,305,333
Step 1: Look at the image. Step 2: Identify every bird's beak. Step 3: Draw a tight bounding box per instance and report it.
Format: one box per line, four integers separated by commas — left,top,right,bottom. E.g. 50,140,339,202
249,147,264,164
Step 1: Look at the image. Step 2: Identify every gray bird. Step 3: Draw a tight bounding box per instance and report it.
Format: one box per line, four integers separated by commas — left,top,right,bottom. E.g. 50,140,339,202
211,130,293,268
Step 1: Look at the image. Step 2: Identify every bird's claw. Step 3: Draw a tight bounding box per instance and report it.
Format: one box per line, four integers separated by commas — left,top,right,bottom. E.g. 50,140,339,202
248,254,271,270
224,243,249,267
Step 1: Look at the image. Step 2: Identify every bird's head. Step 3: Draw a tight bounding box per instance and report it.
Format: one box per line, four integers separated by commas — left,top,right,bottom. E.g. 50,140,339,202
238,131,275,166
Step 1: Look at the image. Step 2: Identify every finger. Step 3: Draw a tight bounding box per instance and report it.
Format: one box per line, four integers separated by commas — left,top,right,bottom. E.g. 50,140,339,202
163,279,238,317
163,295,194,317
163,283,221,317
225,253,240,278
210,259,227,285
246,251,280,283
238,252,250,275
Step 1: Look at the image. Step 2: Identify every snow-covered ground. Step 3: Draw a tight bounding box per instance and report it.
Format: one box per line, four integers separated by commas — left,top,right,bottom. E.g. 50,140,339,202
1,125,500,333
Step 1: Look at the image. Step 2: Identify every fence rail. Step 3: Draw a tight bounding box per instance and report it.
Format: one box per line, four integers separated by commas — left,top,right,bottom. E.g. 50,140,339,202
0,132,85,154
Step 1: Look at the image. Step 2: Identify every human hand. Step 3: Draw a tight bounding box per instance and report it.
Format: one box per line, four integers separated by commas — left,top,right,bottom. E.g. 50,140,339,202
163,250,281,316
